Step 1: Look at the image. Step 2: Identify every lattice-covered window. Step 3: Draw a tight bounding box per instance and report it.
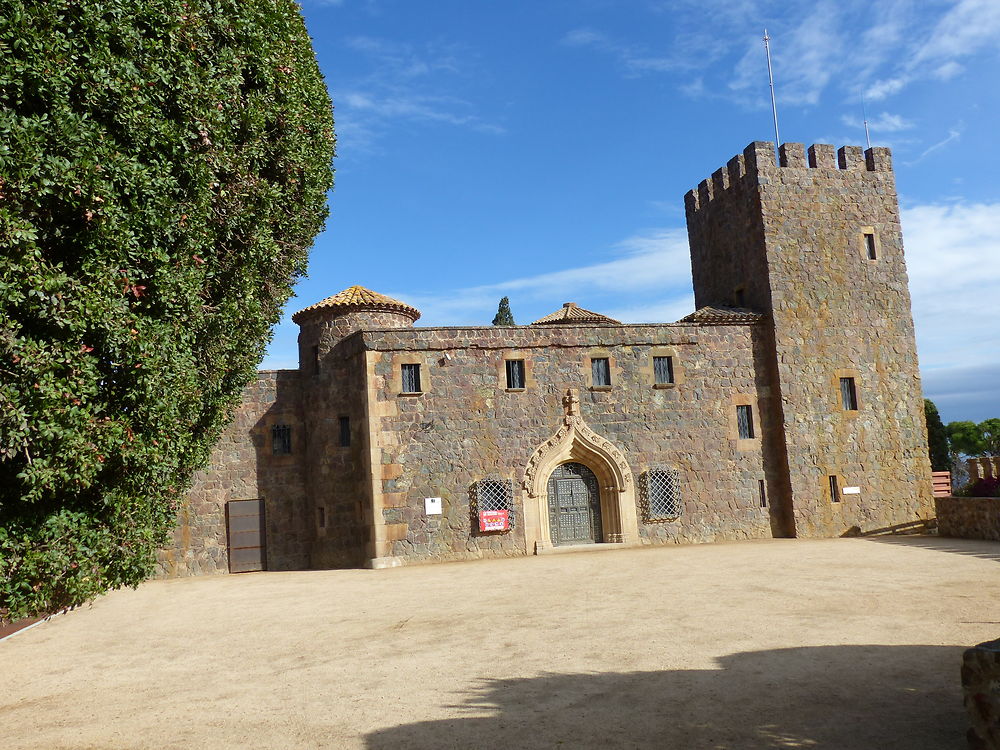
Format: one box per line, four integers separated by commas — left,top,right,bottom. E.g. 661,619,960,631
271,424,292,455
641,468,682,521
736,404,754,440
473,478,515,532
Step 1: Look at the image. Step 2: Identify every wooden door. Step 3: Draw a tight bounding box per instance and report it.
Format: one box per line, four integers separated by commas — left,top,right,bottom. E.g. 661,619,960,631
546,463,602,546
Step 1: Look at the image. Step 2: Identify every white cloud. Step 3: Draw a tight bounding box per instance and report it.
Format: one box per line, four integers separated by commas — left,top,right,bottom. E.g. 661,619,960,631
396,229,694,326
333,36,502,152
903,201,1000,376
904,124,963,165
842,112,914,133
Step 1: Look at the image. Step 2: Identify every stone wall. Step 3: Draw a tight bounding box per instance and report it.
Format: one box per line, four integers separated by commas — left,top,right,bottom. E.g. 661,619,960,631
963,638,1000,749
936,496,1000,542
359,321,776,564
156,370,309,576
686,141,935,538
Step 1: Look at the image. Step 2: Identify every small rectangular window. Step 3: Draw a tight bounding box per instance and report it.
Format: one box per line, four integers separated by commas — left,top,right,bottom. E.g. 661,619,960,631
864,233,877,260
401,363,421,393
653,356,674,385
505,359,525,389
829,475,840,503
591,357,611,387
311,345,320,375
736,405,754,440
339,416,350,447
317,506,326,529
758,479,767,508
840,377,858,411
271,424,292,455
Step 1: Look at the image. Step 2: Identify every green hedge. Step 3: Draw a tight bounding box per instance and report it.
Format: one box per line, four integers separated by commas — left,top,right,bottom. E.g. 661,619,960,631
0,0,334,622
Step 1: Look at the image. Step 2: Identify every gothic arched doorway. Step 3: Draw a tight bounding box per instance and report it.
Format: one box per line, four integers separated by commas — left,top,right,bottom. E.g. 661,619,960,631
546,462,603,546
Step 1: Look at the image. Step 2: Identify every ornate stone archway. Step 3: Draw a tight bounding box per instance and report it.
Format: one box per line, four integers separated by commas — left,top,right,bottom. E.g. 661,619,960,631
521,389,638,553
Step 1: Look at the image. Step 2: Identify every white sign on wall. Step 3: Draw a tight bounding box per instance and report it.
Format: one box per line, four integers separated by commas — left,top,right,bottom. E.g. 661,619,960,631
424,497,443,515
842,487,861,495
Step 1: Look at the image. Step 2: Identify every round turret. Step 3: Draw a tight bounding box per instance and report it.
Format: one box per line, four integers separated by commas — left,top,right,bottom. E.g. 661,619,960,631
293,285,420,369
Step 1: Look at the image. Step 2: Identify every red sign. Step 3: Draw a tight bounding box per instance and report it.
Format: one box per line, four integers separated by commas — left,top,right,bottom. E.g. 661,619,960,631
479,510,510,532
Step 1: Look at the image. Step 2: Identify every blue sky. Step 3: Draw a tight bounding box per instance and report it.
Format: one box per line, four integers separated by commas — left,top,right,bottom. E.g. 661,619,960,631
263,0,1000,425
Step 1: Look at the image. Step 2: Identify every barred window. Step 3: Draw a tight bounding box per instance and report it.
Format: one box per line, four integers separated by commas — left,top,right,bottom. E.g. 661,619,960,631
736,405,754,440
641,468,682,521
401,363,422,393
653,356,674,385
591,357,611,387
840,377,858,411
473,478,515,531
272,424,292,455
506,359,525,389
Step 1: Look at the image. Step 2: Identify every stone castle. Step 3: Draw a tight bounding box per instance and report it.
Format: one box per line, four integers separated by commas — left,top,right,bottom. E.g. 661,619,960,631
158,141,935,576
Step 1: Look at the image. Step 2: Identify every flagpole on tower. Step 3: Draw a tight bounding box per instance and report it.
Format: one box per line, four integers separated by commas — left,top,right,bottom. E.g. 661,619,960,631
763,29,780,156
861,87,873,150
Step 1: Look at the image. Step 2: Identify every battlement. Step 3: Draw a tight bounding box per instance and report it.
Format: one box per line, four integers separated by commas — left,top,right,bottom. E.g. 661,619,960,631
685,141,893,213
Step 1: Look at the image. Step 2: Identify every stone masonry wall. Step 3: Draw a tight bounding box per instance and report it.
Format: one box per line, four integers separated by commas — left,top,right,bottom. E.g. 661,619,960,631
936,496,1000,542
358,322,776,564
296,309,417,568
687,141,934,537
156,370,309,576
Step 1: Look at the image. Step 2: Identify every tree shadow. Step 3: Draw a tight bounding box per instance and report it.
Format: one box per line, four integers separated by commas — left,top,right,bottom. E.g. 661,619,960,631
365,645,966,749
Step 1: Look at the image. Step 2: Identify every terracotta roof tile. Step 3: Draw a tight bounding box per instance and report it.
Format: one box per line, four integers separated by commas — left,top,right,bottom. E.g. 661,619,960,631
678,306,763,324
292,285,421,324
531,302,621,326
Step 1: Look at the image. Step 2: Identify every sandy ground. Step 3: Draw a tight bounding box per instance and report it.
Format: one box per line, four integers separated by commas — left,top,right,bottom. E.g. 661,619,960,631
3,536,1000,749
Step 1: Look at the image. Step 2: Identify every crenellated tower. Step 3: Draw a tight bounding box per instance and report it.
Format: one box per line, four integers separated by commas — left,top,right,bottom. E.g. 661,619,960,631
685,141,934,536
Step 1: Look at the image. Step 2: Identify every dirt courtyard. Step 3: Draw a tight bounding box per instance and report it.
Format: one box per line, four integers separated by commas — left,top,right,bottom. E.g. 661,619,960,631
3,536,999,749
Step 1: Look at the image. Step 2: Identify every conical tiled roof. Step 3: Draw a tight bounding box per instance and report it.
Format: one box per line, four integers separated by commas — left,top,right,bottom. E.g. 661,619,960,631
531,302,621,326
292,285,421,324
678,306,763,325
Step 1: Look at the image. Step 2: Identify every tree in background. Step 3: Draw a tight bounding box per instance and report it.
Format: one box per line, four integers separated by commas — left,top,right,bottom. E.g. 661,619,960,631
0,0,335,622
947,421,988,457
923,399,950,471
492,297,516,326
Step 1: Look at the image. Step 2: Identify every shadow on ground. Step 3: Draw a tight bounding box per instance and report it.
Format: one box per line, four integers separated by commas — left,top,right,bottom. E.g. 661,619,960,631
865,534,1000,563
366,645,966,749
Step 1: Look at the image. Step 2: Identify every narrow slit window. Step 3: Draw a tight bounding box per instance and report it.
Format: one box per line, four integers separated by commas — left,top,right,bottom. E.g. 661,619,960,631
653,356,675,385
736,405,754,440
591,357,611,387
317,506,326,529
829,475,840,503
401,363,422,393
758,479,767,508
864,233,877,260
339,416,351,447
505,359,525,389
271,424,292,455
840,377,858,411
311,345,320,374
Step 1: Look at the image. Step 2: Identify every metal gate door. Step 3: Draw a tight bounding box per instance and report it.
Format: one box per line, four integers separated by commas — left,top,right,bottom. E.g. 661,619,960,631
226,499,266,573
546,462,602,545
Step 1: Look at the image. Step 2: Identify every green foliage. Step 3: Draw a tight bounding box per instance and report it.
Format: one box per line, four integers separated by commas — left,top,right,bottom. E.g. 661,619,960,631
923,399,950,471
947,421,989,457
0,0,334,622
492,296,516,326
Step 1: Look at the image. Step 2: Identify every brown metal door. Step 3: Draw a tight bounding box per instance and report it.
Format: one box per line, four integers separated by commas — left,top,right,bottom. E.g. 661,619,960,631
227,499,266,573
